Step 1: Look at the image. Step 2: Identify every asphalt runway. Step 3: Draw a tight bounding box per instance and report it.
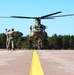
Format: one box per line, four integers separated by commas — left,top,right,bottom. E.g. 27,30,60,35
38,50,74,75
0,50,74,75
0,50,33,75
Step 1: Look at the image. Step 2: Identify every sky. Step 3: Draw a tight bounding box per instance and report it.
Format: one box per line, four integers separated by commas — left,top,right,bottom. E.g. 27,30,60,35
0,0,74,36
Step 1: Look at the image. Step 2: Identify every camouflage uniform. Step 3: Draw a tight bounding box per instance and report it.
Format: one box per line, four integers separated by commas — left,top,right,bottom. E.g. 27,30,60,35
37,38,43,49
6,29,15,50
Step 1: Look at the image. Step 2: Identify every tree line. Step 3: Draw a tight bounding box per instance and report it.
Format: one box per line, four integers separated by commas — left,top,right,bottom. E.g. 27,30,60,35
0,31,74,50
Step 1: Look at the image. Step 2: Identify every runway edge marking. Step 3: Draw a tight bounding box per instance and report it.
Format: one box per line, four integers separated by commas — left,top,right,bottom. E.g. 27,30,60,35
29,50,44,75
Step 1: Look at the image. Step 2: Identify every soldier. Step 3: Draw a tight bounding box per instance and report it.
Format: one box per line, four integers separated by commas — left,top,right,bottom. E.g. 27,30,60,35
37,38,43,49
6,29,9,50
5,28,15,50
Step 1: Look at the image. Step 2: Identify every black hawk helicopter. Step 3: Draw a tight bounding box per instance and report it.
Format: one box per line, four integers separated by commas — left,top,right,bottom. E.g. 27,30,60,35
0,11,74,49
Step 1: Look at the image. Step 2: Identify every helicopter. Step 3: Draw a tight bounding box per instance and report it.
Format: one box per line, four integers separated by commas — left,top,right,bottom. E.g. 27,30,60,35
0,11,74,49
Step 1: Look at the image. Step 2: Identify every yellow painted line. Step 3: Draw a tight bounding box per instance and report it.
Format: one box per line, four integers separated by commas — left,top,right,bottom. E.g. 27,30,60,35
29,50,44,75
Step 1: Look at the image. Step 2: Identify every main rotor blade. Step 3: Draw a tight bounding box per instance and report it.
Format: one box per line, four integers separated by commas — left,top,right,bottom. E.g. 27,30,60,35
11,16,37,19
46,14,74,18
0,16,11,18
41,11,62,19
0,16,37,19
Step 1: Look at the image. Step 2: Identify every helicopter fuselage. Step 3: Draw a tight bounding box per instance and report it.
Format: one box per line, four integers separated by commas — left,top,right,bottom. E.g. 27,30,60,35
29,24,47,40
